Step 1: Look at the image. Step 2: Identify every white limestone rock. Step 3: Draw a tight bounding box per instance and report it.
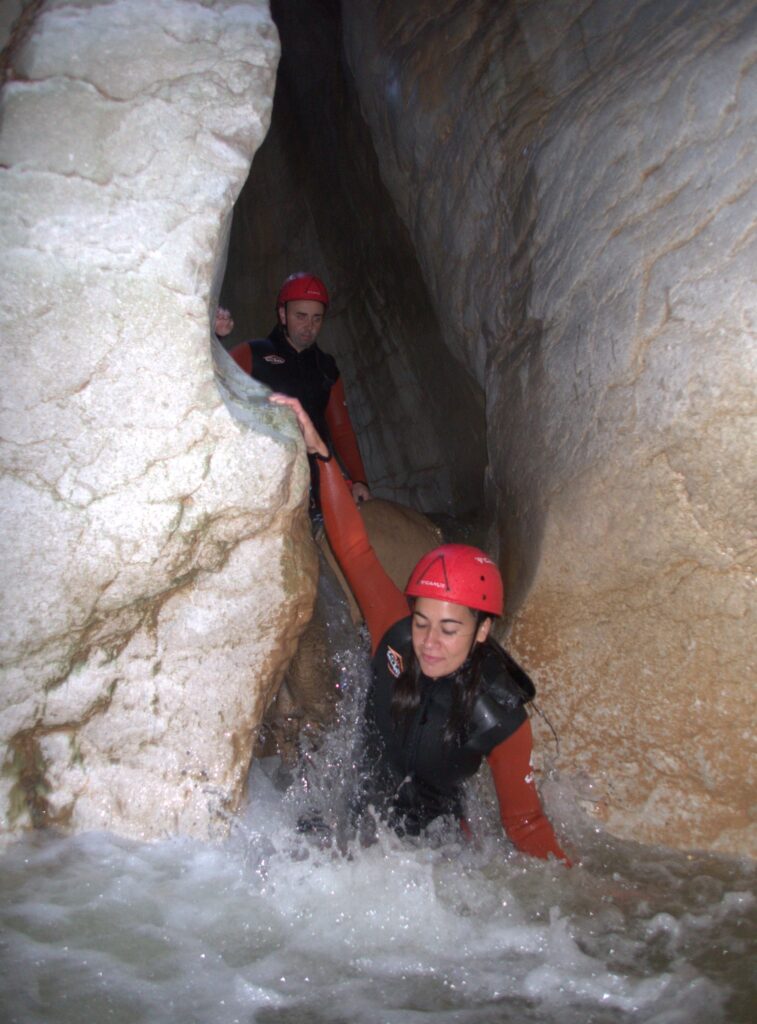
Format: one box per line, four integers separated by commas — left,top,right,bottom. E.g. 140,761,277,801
0,1,318,841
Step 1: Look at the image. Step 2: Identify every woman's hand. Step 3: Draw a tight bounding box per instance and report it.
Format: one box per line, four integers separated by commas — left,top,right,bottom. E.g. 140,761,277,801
269,393,330,459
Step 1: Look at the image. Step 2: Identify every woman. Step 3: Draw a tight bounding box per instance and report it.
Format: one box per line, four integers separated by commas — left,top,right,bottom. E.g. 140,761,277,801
270,393,570,864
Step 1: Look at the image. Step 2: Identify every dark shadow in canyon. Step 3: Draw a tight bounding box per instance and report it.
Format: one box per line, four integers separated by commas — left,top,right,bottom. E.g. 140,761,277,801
219,0,487,522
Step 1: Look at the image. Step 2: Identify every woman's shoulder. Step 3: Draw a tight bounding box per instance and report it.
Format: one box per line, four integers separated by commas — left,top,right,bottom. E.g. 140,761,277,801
480,643,536,705
464,644,533,754
371,615,413,680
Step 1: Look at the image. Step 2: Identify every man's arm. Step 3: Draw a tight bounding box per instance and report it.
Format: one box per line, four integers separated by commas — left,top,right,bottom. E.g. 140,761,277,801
325,377,371,498
228,341,252,374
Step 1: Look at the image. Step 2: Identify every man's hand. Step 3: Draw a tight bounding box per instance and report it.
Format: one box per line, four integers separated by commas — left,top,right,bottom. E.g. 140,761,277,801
352,482,372,504
215,307,234,337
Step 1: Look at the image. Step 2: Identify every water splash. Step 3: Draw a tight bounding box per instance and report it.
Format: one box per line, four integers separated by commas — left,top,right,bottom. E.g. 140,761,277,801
1,559,755,1024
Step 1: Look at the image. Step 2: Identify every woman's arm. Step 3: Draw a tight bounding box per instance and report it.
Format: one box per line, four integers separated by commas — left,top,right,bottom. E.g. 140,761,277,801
486,720,571,865
318,457,407,651
270,394,406,653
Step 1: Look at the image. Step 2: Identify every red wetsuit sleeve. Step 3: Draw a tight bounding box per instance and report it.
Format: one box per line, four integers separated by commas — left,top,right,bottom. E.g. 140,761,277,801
228,342,253,375
486,719,571,865
325,377,369,485
318,456,407,654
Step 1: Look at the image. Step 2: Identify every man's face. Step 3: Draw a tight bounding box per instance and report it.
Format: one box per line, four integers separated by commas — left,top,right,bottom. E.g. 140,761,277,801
278,299,325,352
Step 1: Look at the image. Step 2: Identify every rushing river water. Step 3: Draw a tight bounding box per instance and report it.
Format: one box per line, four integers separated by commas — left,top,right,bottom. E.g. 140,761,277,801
1,567,755,1024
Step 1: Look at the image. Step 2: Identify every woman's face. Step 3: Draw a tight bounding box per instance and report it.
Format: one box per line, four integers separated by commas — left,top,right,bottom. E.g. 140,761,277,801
411,597,492,679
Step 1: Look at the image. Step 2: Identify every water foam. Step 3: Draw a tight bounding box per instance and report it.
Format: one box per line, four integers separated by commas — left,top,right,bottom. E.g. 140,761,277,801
1,559,754,1023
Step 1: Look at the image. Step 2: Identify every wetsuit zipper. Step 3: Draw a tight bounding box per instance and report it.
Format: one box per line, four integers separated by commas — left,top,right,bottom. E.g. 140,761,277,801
403,676,436,778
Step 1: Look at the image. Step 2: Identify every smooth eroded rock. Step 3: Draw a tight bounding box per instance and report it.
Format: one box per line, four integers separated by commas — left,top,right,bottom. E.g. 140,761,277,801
0,0,320,842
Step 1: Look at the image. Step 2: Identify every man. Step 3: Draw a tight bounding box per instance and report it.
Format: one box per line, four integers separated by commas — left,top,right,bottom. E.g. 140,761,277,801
228,272,371,508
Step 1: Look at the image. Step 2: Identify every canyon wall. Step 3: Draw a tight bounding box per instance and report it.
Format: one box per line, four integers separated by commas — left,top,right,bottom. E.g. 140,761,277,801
0,0,318,842
342,0,756,854
1,0,754,857
220,0,487,519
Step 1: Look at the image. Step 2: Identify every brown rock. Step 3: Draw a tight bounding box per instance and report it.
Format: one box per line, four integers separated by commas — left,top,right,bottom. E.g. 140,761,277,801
258,498,442,762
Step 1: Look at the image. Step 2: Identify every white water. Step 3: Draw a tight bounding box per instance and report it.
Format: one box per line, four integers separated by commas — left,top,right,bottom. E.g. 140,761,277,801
1,566,755,1024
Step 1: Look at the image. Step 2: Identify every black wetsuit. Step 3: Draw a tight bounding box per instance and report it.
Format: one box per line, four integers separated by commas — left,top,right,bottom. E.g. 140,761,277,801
358,617,532,835
245,325,342,510
246,324,339,440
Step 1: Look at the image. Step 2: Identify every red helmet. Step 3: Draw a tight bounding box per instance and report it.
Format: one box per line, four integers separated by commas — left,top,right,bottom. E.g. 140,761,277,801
277,272,329,309
405,544,504,616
